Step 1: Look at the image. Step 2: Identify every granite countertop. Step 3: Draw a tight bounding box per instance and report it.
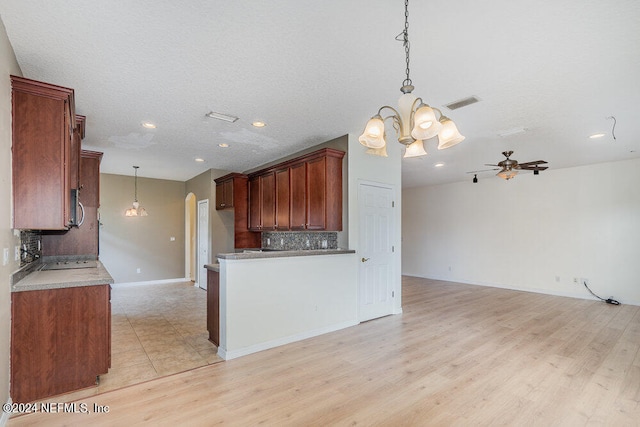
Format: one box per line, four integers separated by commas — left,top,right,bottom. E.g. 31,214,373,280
216,248,356,260
12,260,114,292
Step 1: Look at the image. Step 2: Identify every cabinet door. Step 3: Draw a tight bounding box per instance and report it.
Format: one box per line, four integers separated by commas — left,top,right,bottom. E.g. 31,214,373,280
11,284,110,403
306,157,326,230
41,151,103,257
289,162,307,230
12,85,73,229
261,172,276,230
275,168,290,230
207,270,220,346
248,176,262,231
215,182,225,210
223,180,233,208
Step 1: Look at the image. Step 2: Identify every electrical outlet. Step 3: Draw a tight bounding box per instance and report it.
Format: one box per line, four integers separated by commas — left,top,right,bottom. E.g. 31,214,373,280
573,277,579,284
170,236,176,241
14,246,19,261
136,268,141,274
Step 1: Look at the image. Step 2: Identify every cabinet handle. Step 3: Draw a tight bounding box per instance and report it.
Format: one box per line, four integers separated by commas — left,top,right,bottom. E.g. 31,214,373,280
221,203,225,207
361,257,370,263
78,202,85,226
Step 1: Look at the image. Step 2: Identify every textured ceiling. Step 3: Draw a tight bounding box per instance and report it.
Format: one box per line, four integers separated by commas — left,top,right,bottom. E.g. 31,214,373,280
1,0,639,187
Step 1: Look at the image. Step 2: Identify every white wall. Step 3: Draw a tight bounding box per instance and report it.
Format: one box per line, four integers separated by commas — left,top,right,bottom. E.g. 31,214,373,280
218,254,358,359
347,134,403,314
402,158,640,305
0,17,22,413
100,173,186,283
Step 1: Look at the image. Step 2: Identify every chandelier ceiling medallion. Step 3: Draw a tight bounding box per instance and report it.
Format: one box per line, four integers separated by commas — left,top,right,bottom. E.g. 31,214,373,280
359,0,465,158
125,166,148,217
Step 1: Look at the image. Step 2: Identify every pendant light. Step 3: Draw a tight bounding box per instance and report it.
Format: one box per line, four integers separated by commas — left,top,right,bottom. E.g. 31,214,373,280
359,0,465,158
125,166,148,217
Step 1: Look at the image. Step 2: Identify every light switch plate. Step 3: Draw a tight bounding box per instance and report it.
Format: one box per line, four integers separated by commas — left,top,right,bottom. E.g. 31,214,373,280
2,248,8,266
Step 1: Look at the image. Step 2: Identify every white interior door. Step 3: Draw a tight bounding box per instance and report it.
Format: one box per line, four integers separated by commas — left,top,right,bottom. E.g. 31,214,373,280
197,199,209,290
358,182,395,322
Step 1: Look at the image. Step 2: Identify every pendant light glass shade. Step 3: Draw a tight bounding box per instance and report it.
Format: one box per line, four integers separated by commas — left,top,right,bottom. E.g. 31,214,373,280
366,146,388,157
404,140,427,158
397,93,418,142
411,105,442,140
358,116,386,149
125,166,148,216
437,118,466,149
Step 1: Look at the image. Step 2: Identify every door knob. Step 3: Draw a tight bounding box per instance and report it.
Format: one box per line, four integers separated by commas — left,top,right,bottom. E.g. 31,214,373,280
361,257,370,262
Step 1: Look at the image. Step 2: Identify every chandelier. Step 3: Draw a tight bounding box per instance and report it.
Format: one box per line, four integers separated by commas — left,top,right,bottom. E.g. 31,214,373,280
359,0,465,158
125,166,148,217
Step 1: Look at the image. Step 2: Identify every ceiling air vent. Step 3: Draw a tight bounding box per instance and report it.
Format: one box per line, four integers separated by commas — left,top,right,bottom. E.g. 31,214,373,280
444,96,480,111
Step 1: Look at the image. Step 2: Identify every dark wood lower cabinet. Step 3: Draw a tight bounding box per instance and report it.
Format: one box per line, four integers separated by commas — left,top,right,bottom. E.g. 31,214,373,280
11,285,111,403
207,269,220,346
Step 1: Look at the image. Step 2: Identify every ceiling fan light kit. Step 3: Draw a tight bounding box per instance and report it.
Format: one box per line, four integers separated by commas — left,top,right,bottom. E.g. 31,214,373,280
358,0,465,159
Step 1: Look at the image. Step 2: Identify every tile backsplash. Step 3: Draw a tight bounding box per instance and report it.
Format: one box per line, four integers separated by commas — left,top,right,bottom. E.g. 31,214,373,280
262,231,338,251
19,230,42,267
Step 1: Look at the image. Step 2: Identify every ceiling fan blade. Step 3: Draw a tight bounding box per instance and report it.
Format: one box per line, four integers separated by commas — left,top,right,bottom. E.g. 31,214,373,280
518,160,548,166
466,168,500,174
484,164,500,167
518,166,548,171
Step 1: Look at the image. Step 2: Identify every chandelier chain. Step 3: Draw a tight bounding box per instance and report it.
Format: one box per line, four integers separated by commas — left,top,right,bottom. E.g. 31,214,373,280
133,166,139,202
403,0,411,87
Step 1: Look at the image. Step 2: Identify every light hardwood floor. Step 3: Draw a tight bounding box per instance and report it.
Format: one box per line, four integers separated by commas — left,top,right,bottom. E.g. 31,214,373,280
10,276,640,426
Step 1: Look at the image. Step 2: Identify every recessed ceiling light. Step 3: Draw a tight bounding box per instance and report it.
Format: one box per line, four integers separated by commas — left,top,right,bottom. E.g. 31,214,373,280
589,133,606,139
434,163,445,168
195,158,205,162
218,143,229,148
206,111,239,123
252,121,266,128
141,122,156,129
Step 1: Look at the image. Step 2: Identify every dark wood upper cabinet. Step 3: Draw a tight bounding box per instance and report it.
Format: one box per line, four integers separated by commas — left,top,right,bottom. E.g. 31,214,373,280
260,172,276,231
248,172,276,231
289,162,306,230
11,75,78,230
42,150,103,257
215,175,236,210
306,156,328,230
248,148,344,232
69,115,85,193
248,175,261,231
275,168,291,230
214,173,261,248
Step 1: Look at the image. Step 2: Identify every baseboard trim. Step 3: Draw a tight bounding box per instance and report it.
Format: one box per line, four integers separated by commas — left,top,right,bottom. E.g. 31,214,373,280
219,320,359,361
111,278,191,288
0,397,11,427
403,274,640,307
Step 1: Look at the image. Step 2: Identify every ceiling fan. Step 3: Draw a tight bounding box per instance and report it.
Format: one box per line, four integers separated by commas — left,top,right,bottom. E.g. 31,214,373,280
484,151,548,180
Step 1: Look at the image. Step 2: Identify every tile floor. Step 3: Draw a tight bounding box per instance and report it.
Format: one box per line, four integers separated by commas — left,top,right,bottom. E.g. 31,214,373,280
40,280,223,403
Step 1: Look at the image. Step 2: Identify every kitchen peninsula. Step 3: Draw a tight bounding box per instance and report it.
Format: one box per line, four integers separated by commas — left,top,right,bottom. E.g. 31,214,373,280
207,248,357,360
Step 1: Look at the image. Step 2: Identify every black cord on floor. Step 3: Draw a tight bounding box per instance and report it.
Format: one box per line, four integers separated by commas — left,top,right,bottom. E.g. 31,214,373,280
583,280,620,305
